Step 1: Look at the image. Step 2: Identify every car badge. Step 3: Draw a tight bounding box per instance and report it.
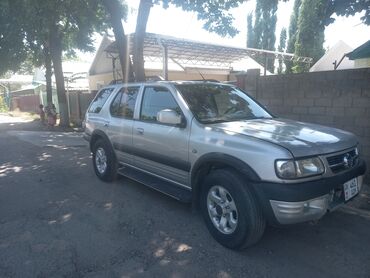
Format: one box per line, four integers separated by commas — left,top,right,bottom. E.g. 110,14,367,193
343,153,353,168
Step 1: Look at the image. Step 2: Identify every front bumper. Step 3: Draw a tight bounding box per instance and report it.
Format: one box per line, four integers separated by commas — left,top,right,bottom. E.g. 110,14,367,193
270,175,364,224
252,159,367,225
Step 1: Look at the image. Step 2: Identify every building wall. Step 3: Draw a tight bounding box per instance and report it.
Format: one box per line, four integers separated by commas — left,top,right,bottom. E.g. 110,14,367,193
88,72,115,92
11,95,41,113
354,58,370,68
237,68,370,181
67,92,96,125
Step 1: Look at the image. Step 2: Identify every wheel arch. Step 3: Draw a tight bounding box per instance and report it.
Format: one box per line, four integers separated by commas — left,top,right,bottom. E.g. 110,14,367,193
90,129,112,152
191,153,261,208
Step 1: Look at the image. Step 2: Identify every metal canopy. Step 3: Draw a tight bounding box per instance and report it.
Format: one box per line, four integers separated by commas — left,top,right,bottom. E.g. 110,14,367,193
105,33,313,69
105,33,314,80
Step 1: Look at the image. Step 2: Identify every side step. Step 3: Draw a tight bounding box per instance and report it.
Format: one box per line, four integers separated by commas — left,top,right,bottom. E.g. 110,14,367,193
117,164,192,203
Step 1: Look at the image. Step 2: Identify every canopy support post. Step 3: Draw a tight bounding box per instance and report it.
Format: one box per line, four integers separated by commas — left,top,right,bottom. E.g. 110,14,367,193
157,38,169,80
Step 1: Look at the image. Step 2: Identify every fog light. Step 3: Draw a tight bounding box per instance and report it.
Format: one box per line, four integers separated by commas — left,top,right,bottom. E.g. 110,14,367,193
270,195,329,224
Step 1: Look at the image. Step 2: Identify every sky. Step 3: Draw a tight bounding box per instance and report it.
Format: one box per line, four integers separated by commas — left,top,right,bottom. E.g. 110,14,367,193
81,0,370,61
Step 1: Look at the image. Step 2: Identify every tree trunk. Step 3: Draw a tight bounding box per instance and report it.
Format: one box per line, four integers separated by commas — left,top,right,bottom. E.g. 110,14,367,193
103,0,134,82
44,46,53,106
49,27,70,127
133,0,152,82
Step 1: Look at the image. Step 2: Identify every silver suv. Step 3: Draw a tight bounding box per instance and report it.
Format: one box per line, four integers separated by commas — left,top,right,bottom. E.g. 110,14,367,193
84,81,366,249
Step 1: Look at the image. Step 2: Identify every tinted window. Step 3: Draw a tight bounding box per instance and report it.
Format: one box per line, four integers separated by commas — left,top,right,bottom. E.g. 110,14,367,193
88,88,113,113
175,84,272,124
140,87,181,122
110,87,139,119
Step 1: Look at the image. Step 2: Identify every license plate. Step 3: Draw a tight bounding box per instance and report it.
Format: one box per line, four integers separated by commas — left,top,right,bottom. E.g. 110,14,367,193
343,178,358,201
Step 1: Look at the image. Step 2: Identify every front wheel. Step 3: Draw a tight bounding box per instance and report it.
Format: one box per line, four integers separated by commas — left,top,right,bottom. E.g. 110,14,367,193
200,169,266,249
92,139,117,182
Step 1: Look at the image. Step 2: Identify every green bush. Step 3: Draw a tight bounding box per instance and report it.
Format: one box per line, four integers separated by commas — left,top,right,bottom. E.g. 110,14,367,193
0,95,8,112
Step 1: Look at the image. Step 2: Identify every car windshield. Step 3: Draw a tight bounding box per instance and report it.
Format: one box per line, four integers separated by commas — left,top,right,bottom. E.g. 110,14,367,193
175,83,273,124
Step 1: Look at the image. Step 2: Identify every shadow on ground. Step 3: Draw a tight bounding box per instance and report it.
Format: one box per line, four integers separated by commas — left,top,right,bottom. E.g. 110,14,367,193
0,120,370,278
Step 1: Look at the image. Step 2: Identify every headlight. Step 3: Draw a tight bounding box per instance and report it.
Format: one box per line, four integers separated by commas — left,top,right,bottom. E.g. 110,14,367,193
275,157,324,179
275,160,296,179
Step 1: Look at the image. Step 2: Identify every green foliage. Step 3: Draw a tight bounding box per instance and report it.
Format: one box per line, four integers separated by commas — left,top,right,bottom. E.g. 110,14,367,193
0,0,114,126
285,0,301,73
246,0,278,73
0,0,28,76
278,28,287,52
277,28,287,74
284,0,369,74
326,0,370,25
0,95,8,112
26,0,111,55
293,0,326,73
246,13,254,48
0,0,113,75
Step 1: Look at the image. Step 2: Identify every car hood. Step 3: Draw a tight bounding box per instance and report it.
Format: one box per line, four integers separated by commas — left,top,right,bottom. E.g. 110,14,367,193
211,118,357,157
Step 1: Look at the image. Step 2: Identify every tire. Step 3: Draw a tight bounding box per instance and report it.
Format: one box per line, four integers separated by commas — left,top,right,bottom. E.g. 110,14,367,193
200,169,266,249
92,139,117,182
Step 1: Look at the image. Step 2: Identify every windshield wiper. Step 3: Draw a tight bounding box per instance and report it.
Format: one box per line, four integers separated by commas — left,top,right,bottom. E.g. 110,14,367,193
202,119,229,124
201,116,272,124
248,116,272,120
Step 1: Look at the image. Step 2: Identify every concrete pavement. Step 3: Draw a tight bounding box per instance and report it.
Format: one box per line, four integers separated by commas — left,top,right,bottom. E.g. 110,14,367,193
7,130,87,148
0,116,370,278
0,113,33,124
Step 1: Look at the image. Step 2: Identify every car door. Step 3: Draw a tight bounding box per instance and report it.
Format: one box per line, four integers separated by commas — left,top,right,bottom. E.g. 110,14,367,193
132,85,190,187
106,86,140,165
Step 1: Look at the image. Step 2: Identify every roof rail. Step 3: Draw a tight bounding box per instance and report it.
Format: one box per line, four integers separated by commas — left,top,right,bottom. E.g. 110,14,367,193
109,79,123,85
189,79,220,82
145,75,164,81
109,75,165,85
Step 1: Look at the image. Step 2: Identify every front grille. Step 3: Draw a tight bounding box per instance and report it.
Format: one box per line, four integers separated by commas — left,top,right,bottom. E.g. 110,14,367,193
326,149,358,174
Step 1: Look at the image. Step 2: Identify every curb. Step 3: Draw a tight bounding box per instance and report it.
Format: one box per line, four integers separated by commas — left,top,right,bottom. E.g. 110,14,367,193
339,205,370,219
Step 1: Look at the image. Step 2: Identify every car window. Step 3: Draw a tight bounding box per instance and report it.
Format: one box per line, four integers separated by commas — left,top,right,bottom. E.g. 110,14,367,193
140,86,181,122
110,86,139,119
88,88,114,113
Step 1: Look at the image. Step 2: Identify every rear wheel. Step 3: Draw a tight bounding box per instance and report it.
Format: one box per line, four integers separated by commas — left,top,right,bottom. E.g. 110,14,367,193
92,139,117,182
200,169,266,249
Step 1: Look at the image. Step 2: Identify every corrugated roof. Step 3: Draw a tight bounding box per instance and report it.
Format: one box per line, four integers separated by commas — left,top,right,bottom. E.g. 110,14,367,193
105,33,313,68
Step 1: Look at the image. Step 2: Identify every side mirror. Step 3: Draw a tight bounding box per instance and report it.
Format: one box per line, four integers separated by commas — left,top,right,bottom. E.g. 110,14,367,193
157,109,186,127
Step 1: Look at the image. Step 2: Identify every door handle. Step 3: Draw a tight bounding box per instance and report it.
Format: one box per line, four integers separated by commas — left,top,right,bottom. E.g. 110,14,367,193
103,122,109,127
136,128,144,135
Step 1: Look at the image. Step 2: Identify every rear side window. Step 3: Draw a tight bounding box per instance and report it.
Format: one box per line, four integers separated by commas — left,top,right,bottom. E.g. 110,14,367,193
140,86,180,122
110,87,139,119
88,88,113,113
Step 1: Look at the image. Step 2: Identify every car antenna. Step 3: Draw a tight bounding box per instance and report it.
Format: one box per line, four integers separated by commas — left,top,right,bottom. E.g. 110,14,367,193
195,68,206,81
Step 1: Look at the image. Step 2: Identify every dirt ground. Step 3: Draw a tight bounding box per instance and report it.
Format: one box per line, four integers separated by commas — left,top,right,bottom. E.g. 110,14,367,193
0,115,369,278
